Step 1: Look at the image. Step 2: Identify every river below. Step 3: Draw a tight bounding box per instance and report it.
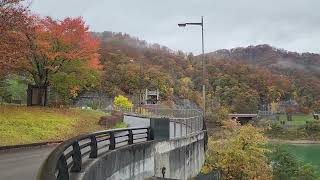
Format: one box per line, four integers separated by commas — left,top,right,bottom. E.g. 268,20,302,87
279,143,320,175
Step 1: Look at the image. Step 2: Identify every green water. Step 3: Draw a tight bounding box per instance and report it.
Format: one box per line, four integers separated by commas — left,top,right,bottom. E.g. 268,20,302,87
280,144,320,175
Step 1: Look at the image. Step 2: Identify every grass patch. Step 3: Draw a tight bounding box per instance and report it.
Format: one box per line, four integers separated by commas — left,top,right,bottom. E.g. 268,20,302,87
0,105,107,145
113,122,128,129
278,114,315,126
259,114,320,140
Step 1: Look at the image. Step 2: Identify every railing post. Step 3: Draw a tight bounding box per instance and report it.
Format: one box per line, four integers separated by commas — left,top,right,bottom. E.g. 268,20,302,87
173,120,176,138
197,117,199,132
147,127,154,140
180,119,183,137
56,155,69,180
185,119,188,136
191,118,193,134
128,129,134,144
109,132,115,150
89,136,98,158
197,116,200,132
71,141,82,172
194,117,196,133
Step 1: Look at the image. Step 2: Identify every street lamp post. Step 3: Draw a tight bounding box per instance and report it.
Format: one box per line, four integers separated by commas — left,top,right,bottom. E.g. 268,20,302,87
129,59,144,109
178,16,206,117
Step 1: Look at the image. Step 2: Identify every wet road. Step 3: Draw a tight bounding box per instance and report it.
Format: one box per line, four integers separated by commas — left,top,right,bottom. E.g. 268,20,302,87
0,116,191,180
0,145,56,180
0,118,150,180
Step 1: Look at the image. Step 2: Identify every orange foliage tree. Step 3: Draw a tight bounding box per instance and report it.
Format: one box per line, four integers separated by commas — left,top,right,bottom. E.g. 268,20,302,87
0,0,30,75
23,17,100,86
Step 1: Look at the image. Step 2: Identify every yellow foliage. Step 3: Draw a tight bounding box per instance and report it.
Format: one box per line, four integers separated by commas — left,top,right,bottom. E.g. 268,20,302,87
202,124,272,179
114,95,133,111
70,86,80,98
270,102,279,113
180,77,192,87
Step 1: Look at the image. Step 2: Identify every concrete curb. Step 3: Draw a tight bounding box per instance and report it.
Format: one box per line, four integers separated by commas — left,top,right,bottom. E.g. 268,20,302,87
0,141,63,152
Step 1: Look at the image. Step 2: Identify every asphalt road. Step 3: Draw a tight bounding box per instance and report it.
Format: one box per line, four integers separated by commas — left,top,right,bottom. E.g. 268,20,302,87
0,145,56,180
0,119,149,180
0,117,189,180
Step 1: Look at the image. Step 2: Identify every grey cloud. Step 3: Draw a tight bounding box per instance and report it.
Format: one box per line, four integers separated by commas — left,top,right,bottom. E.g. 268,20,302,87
30,0,320,54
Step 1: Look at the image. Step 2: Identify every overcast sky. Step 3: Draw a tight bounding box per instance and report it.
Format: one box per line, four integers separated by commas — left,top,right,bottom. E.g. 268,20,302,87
30,0,320,55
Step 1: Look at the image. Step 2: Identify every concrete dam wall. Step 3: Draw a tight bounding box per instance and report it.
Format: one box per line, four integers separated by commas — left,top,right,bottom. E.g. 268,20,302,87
79,132,205,180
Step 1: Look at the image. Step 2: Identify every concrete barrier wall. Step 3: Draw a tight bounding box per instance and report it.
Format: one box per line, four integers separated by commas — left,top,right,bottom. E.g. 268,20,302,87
153,132,205,179
123,115,150,127
79,132,205,180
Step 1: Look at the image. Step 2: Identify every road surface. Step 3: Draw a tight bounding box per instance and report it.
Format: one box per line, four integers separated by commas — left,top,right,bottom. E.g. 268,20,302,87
0,145,56,180
0,118,150,180
0,117,190,180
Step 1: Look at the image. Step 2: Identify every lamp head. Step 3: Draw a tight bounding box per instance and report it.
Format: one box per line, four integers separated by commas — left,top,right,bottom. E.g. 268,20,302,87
178,23,187,27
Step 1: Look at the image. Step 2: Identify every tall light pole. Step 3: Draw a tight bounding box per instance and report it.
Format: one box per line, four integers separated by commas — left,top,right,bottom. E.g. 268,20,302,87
129,59,143,109
178,16,206,117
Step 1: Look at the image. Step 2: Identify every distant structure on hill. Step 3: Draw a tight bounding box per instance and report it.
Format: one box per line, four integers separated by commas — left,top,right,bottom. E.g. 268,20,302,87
278,99,299,113
143,88,160,105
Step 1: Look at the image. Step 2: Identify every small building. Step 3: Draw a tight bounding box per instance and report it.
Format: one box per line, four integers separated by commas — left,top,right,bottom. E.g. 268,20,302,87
143,89,160,105
27,84,48,106
278,100,299,113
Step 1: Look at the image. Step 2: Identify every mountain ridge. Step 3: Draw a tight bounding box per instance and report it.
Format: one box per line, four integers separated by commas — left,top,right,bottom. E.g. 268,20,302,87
206,44,320,76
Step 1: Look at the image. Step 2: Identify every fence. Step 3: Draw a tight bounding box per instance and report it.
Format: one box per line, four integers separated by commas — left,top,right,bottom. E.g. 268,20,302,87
121,107,204,139
37,127,152,180
258,110,274,116
169,116,203,139
117,106,203,118
38,107,206,180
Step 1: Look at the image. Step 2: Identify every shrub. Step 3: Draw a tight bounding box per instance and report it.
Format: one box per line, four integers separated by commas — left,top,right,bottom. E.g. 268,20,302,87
113,95,133,111
299,107,310,114
98,112,123,127
113,122,128,129
285,107,296,114
270,122,284,132
305,121,320,132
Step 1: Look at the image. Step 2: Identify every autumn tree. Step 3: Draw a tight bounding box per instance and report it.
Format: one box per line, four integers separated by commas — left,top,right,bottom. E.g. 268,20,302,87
0,0,30,74
23,17,99,87
202,122,272,179
205,94,230,124
177,77,193,99
50,59,100,104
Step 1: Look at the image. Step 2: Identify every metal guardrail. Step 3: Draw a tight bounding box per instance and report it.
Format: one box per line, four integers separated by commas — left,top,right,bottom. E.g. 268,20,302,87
118,106,203,118
37,127,153,180
38,107,206,180
170,116,203,138
120,107,204,139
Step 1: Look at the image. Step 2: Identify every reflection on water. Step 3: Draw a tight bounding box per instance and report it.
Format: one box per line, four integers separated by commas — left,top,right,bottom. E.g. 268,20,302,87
280,143,320,175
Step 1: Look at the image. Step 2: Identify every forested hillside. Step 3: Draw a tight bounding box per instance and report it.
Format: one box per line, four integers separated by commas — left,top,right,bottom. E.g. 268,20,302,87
207,44,320,111
2,21,319,116
94,32,320,117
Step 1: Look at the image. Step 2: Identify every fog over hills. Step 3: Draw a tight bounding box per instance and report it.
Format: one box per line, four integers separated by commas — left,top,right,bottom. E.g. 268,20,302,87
207,44,320,77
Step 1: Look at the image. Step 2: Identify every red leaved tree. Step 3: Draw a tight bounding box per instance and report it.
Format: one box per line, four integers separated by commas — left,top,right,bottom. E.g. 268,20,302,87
24,16,100,86
0,0,30,75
